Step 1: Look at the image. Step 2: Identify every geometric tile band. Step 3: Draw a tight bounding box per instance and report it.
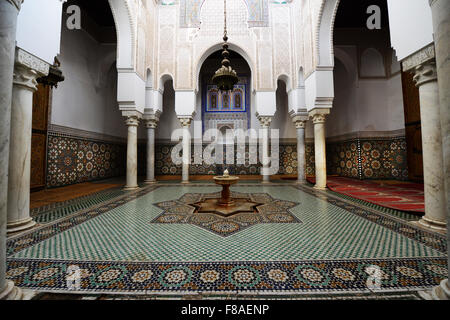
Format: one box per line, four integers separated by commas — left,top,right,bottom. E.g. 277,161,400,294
6,257,447,294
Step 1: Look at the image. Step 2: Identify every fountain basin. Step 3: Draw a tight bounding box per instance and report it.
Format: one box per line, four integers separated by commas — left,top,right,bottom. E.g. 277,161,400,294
213,175,239,207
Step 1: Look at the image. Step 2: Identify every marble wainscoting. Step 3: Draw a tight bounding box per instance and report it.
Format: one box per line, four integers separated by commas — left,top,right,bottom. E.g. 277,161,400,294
46,126,127,188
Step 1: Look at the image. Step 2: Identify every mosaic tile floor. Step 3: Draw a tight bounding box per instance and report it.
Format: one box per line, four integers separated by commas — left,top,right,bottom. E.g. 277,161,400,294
6,183,448,296
152,191,301,236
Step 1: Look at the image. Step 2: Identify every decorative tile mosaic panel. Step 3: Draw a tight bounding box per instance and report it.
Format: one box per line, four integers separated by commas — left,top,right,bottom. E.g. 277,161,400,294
325,137,408,180
360,138,408,180
278,144,298,175
154,138,407,181
46,134,409,188
306,143,315,176
327,141,359,178
152,191,301,236
156,143,267,176
155,143,304,176
46,133,126,188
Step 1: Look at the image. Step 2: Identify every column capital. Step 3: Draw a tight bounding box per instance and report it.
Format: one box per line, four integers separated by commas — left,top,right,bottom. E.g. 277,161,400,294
144,110,160,129
412,60,438,87
13,65,39,91
309,108,330,124
5,0,23,10
402,44,437,87
145,119,158,129
257,115,273,128
125,116,139,127
291,115,309,129
13,48,50,91
312,114,327,124
178,116,192,127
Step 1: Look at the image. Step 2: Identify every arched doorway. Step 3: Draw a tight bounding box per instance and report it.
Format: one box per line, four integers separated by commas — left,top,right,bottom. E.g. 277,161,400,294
42,0,126,189
199,50,252,135
327,0,414,181
195,49,255,175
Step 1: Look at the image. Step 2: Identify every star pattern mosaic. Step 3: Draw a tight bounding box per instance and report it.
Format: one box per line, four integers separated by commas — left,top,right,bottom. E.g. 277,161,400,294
152,192,301,236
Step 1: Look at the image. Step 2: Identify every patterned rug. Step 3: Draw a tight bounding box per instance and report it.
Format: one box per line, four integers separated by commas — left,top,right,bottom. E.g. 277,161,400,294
307,177,424,214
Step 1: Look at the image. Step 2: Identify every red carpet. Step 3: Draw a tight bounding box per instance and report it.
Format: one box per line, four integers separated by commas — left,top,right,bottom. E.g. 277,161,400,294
306,176,424,214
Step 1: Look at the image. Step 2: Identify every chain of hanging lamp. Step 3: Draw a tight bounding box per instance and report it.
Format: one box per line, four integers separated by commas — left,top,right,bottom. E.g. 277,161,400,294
212,0,239,91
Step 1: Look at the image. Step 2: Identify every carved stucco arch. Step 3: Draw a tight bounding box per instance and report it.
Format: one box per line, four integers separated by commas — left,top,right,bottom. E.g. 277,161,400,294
108,0,135,70
159,73,175,92
276,74,293,93
315,0,341,67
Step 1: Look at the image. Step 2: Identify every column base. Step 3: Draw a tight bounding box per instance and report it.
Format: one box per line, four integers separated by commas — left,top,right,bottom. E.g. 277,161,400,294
418,279,450,300
417,216,447,232
296,179,307,185
181,180,190,184
0,281,23,300
314,185,327,190
123,185,139,191
144,180,157,184
7,217,36,235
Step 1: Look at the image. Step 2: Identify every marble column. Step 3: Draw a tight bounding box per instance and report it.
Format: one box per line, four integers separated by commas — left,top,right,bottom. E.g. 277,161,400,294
179,117,192,184
310,109,330,190
0,0,24,300
258,116,272,183
419,0,450,300
292,115,308,183
145,118,158,184
124,116,140,190
7,49,49,235
403,46,447,232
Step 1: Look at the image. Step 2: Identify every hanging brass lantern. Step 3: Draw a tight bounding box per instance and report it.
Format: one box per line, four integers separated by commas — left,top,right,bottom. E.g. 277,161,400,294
212,0,238,91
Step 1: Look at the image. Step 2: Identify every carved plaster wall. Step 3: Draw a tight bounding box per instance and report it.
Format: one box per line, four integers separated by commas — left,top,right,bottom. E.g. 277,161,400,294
152,0,297,93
